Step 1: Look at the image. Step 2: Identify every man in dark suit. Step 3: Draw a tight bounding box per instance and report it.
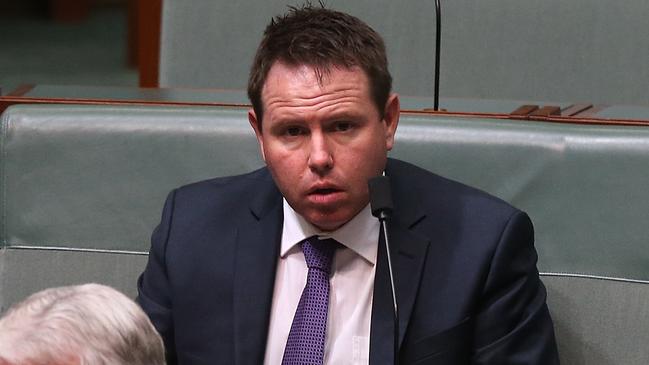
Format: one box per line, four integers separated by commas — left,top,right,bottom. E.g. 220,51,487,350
137,4,559,364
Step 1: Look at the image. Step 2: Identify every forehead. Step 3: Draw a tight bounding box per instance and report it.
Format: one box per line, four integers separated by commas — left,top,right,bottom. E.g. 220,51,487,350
261,62,371,102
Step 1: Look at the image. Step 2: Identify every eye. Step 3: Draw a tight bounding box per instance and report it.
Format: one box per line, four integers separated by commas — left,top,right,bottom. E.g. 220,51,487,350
285,126,304,136
334,121,353,132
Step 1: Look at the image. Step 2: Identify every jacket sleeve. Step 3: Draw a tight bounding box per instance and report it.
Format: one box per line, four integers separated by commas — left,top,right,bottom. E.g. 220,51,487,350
472,211,560,364
136,190,178,365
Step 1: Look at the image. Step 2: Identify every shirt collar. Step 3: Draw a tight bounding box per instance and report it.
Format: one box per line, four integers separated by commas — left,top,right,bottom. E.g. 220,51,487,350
281,199,379,265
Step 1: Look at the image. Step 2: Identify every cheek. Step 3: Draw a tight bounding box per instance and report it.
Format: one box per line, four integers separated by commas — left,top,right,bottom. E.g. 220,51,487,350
341,145,386,189
264,145,305,187
358,134,389,169
262,141,288,165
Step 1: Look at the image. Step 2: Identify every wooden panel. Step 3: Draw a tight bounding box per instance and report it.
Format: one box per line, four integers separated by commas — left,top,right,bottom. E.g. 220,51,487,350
137,0,162,87
510,105,539,116
530,106,561,117
561,104,593,117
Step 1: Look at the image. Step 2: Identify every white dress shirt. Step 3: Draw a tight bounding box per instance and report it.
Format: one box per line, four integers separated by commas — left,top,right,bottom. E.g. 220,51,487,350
263,199,380,365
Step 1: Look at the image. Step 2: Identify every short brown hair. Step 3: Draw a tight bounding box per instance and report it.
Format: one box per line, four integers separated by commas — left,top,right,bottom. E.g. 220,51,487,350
247,4,392,122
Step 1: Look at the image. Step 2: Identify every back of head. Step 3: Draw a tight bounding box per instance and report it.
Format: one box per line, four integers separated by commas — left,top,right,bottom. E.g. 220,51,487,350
0,283,165,365
247,3,392,121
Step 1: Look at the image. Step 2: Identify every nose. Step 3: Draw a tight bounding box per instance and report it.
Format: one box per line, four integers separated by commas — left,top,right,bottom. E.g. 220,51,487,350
307,133,333,175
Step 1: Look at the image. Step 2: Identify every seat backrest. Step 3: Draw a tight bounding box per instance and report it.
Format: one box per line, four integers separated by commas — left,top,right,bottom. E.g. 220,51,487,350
159,0,649,105
0,104,264,312
386,114,649,364
1,104,648,364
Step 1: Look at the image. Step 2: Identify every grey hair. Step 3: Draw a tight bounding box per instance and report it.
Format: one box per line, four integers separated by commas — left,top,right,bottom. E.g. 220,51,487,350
0,283,165,365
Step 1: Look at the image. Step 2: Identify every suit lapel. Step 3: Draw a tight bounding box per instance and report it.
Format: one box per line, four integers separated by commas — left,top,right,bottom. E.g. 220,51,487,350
233,173,283,365
391,223,430,346
369,220,430,365
369,160,431,364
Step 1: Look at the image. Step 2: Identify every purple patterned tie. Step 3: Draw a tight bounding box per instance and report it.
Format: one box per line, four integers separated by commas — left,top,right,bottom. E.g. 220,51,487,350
282,237,337,365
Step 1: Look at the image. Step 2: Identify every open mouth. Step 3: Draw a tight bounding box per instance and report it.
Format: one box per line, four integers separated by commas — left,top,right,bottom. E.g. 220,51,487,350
307,186,344,204
312,188,339,195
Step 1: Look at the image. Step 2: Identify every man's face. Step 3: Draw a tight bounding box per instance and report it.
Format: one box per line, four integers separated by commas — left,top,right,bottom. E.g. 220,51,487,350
249,62,399,231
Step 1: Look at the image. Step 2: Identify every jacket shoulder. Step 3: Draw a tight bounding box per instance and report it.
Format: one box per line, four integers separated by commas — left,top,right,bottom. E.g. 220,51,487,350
386,158,521,222
167,167,276,217
176,167,270,197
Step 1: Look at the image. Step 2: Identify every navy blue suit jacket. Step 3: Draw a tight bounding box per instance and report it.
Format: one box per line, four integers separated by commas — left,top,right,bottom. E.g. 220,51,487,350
137,158,559,364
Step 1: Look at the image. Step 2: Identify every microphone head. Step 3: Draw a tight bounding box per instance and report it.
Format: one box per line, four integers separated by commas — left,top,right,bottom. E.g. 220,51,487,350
368,176,393,218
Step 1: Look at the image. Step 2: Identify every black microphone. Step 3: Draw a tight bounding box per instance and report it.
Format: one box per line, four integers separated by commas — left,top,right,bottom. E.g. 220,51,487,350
368,176,399,365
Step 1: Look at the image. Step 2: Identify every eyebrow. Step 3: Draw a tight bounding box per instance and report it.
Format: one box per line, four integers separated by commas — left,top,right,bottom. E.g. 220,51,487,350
270,110,365,124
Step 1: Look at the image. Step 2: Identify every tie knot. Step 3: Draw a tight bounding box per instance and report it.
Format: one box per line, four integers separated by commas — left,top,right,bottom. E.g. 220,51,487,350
300,237,336,273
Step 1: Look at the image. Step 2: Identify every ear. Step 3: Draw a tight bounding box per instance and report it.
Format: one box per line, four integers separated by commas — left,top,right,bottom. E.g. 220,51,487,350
382,93,400,151
248,109,266,161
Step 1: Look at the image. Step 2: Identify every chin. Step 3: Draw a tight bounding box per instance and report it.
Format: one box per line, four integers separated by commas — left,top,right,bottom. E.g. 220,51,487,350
308,219,340,232
308,213,351,232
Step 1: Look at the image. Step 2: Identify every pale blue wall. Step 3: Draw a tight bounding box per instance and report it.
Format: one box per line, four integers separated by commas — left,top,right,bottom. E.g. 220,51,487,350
159,0,649,106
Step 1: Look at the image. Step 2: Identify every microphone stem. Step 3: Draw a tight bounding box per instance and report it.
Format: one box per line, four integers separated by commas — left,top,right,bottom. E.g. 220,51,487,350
434,0,441,111
380,214,399,365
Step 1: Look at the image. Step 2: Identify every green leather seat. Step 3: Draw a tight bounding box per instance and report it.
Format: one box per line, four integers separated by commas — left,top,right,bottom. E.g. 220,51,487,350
1,104,648,364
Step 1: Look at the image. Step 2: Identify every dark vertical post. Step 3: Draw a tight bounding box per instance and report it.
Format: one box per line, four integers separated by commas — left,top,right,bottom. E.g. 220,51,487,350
434,0,441,111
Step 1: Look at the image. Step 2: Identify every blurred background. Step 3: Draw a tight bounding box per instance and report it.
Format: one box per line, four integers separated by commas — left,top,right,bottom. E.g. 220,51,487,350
0,0,137,94
1,1,647,109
